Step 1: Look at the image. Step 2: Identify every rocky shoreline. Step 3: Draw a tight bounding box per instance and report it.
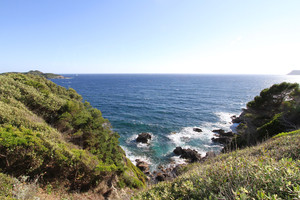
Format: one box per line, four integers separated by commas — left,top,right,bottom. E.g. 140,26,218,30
134,117,238,183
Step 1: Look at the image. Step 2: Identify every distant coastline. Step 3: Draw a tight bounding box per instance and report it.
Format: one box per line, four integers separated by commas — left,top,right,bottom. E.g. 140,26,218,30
287,70,300,75
2,70,71,79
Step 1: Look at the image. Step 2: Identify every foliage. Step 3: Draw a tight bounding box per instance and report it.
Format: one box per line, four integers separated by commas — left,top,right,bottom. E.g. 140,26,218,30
134,131,300,200
0,73,145,193
231,82,300,148
0,173,16,199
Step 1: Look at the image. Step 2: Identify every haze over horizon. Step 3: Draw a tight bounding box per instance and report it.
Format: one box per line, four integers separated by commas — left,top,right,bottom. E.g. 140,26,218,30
0,1,300,75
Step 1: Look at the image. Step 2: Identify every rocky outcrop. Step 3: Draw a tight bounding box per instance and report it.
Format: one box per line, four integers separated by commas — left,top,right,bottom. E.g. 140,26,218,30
135,159,150,175
231,115,243,123
211,137,232,145
136,133,152,143
212,129,235,145
173,147,202,162
193,127,202,132
212,129,235,137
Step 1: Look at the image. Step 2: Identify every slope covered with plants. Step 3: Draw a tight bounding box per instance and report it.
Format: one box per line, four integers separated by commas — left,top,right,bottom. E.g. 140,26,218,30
0,73,146,198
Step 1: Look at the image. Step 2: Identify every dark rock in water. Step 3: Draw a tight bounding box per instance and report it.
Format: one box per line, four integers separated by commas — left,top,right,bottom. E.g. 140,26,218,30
212,129,225,135
213,129,235,137
212,137,232,145
136,132,152,143
135,159,150,173
173,147,184,155
173,147,202,162
193,127,203,132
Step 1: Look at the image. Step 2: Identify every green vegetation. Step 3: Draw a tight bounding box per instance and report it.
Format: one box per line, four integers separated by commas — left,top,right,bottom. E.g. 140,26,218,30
228,82,300,148
0,73,145,198
4,70,67,79
1,75,299,199
134,131,300,199
24,70,67,79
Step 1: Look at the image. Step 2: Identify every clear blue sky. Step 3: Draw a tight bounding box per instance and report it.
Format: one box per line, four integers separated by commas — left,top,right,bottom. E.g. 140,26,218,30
0,0,299,74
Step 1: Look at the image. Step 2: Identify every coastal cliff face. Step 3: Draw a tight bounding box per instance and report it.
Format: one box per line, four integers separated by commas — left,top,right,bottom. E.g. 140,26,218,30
0,73,145,199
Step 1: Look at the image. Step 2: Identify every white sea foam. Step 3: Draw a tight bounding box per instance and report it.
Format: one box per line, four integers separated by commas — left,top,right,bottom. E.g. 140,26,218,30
213,111,239,131
168,156,187,167
121,145,152,166
168,111,237,155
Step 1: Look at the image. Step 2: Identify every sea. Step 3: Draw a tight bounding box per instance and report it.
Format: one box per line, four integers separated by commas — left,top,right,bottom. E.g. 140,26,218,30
52,74,300,169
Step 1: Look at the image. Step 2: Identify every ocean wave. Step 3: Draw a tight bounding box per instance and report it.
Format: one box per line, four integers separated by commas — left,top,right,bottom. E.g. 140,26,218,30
121,146,152,166
167,127,214,148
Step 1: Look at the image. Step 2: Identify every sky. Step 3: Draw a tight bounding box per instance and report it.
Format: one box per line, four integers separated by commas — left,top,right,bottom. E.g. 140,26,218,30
0,0,300,74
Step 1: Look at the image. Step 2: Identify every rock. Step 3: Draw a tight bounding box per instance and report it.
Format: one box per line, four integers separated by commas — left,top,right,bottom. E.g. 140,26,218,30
173,147,184,155
173,147,202,162
231,115,242,123
213,129,235,137
193,127,203,132
155,173,167,182
212,129,225,135
211,137,232,145
223,131,235,137
135,159,150,173
136,132,152,143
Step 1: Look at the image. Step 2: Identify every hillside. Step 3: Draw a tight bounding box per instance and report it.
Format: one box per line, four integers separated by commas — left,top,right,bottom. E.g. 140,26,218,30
0,73,146,199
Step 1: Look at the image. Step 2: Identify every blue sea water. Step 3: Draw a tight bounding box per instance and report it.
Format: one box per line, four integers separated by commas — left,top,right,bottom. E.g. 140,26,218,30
52,74,300,168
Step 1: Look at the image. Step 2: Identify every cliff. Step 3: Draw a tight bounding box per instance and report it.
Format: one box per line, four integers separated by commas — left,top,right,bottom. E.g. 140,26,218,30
0,73,145,199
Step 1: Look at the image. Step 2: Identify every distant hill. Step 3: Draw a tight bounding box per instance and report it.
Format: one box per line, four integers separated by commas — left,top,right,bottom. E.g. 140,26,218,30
24,70,68,79
3,70,69,79
287,70,300,75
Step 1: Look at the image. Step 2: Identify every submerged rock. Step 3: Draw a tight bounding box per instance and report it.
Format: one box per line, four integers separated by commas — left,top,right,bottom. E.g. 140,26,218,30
136,132,152,143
